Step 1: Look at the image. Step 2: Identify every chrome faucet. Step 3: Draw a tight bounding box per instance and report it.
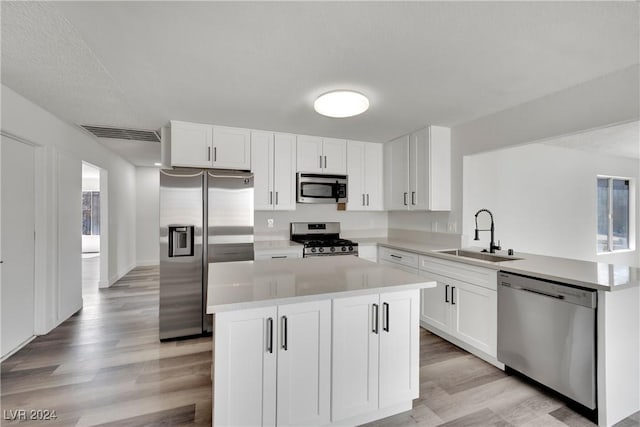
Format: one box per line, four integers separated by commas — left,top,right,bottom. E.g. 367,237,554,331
474,209,501,253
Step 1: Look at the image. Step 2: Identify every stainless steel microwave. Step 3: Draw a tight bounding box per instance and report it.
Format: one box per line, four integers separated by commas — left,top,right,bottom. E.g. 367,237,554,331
297,173,348,204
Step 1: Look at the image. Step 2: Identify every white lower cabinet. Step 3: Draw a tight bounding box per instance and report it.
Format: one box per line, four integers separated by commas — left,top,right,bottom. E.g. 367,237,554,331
419,255,498,360
214,300,331,426
332,289,420,423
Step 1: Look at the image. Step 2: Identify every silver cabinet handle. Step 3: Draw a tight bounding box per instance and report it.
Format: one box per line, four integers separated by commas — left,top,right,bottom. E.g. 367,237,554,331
383,302,390,332
213,147,217,162
275,191,279,205
272,256,287,259
319,155,323,169
362,194,365,206
207,147,211,161
403,192,408,205
266,317,273,353
411,191,416,205
269,191,273,205
366,194,369,206
281,316,288,350
324,156,327,168
372,304,379,334
445,284,449,303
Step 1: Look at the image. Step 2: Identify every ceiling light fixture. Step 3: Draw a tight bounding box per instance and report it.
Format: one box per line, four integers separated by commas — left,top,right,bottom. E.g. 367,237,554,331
314,90,369,118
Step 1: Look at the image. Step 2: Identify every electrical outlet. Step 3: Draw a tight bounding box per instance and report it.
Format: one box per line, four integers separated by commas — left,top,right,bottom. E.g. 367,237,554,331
267,218,274,228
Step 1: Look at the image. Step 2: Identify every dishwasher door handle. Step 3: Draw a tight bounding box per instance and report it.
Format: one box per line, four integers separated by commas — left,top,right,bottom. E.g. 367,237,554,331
503,283,565,300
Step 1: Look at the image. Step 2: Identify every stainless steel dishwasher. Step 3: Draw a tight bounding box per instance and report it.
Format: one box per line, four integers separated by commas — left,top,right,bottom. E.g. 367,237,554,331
497,271,597,410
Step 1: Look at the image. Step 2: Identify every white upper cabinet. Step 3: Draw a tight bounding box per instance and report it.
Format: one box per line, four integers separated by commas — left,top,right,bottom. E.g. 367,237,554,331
384,126,451,211
168,121,250,170
170,120,213,168
211,125,251,170
297,135,347,174
252,131,296,211
347,141,383,211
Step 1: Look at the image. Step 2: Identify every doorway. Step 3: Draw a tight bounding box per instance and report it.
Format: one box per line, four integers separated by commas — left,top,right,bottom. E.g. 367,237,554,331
81,162,101,296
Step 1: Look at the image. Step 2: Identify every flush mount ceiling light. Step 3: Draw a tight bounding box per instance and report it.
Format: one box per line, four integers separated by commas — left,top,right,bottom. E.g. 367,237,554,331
314,90,369,118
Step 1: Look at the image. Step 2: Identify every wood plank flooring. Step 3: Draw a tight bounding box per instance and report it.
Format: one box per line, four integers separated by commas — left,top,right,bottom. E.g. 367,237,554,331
2,264,638,426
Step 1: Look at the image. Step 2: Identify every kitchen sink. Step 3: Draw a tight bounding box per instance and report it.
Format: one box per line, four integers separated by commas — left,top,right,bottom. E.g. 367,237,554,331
437,249,522,263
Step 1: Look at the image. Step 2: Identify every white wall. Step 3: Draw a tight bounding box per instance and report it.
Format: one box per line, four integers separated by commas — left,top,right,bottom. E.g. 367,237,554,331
389,65,640,251
255,205,388,240
1,84,137,336
135,167,160,265
464,143,639,266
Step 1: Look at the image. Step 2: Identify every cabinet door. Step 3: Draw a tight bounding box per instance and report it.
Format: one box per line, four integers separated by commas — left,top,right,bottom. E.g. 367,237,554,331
296,135,323,173
419,271,451,332
214,306,277,427
273,133,296,210
428,126,451,211
379,289,420,407
212,126,251,170
251,131,274,210
450,280,497,357
332,294,380,421
170,121,212,167
364,142,384,210
409,128,428,210
385,136,409,210
277,300,331,427
346,141,366,210
322,137,347,174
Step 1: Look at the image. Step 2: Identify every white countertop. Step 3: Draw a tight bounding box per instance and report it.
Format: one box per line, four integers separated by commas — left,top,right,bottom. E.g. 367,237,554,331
356,238,638,291
206,256,436,313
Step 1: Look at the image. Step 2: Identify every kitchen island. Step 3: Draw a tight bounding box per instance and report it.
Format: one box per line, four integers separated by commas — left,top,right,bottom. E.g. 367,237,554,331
206,256,436,426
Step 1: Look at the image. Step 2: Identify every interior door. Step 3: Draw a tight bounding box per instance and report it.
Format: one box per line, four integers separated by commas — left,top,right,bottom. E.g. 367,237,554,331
1,136,35,358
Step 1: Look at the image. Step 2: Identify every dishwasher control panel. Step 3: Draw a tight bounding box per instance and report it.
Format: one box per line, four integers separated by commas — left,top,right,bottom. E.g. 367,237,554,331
498,272,596,308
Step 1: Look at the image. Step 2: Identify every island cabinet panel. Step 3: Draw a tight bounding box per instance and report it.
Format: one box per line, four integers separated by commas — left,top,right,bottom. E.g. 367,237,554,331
213,306,277,427
213,300,331,427
332,294,380,420
276,300,331,427
331,289,420,423
379,290,420,406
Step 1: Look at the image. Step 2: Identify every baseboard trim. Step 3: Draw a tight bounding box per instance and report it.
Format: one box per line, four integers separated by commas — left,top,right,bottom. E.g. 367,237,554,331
136,260,159,267
106,263,137,287
1,335,37,361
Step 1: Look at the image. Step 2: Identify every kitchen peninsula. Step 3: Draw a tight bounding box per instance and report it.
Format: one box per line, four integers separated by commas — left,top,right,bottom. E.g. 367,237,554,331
206,256,436,426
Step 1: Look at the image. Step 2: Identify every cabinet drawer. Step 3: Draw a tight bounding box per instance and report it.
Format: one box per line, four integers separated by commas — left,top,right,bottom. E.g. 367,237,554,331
254,248,302,260
379,247,419,269
419,255,497,291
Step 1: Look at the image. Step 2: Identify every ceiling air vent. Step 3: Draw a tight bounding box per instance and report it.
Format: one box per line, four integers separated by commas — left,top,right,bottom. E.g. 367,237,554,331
81,125,160,143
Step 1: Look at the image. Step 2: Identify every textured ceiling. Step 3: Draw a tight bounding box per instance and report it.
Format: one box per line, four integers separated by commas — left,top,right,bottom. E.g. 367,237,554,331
2,1,639,166
543,120,640,160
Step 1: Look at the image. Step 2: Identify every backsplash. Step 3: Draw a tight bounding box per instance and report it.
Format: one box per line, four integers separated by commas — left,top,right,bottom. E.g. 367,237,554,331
254,204,388,241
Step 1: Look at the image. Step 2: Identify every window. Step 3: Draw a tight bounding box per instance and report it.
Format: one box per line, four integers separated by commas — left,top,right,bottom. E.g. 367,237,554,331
82,191,100,236
597,177,630,252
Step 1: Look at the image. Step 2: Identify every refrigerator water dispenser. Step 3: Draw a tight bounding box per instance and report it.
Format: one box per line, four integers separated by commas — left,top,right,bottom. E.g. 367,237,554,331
169,225,194,257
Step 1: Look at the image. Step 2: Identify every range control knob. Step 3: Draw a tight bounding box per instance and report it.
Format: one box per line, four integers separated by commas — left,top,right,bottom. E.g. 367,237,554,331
319,247,324,253
348,246,354,251
330,247,336,252
341,246,347,252
311,247,317,253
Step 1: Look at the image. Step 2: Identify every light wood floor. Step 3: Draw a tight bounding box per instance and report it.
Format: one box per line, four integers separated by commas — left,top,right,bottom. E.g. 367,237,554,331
1,265,638,426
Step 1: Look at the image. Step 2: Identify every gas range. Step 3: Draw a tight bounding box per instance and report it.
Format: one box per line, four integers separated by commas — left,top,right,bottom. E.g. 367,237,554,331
290,222,358,258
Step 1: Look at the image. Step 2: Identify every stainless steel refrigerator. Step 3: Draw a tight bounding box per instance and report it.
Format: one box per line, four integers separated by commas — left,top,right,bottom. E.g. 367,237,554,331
159,168,254,340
